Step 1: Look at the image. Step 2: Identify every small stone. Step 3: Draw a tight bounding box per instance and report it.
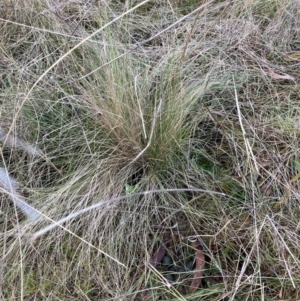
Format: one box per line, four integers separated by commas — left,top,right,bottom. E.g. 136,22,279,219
186,260,194,271
162,255,172,265
164,274,175,282
168,265,177,272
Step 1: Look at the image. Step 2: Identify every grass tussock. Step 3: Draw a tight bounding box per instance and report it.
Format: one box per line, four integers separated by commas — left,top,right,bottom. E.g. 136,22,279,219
1,0,300,300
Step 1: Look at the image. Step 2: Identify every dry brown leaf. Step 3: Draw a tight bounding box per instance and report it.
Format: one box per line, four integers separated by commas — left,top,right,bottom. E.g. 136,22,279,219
256,158,271,168
259,183,272,197
261,53,295,82
149,244,166,267
189,241,205,294
267,69,295,81
135,290,152,301
149,233,170,267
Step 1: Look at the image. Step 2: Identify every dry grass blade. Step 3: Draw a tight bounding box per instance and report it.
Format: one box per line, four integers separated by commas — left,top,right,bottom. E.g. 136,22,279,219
284,51,300,61
273,172,300,211
5,0,153,139
31,188,227,239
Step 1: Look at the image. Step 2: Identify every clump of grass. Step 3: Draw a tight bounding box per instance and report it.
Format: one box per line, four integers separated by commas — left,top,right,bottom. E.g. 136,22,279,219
1,0,300,300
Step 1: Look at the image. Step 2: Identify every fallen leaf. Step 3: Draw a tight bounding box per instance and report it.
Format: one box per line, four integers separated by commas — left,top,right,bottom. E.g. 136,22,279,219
149,245,166,267
189,241,205,294
261,53,295,82
259,183,272,197
256,158,271,168
149,233,170,267
135,290,152,301
267,69,295,81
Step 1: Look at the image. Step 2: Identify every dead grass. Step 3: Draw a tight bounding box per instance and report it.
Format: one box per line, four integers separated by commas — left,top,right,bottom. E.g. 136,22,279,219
0,0,300,300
